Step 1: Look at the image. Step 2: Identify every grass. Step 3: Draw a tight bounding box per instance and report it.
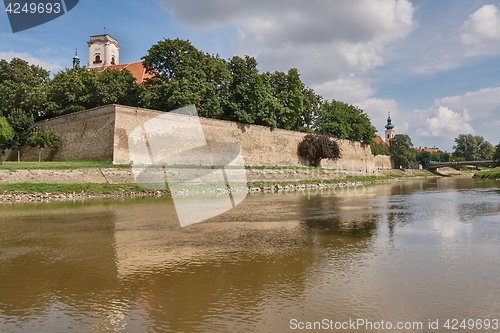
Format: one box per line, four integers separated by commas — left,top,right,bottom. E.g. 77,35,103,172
473,167,500,179
248,175,396,188
0,161,131,170
0,183,160,194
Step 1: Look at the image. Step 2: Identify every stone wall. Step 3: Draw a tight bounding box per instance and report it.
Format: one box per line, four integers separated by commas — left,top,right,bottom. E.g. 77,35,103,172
113,105,392,173
6,105,116,162
9,104,393,173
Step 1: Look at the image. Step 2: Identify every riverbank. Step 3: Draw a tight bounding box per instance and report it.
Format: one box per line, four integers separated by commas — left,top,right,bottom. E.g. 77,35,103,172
473,167,500,180
0,167,437,203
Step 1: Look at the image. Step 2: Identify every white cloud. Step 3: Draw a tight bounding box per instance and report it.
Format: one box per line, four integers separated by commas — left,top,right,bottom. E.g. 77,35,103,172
412,62,459,74
161,0,416,84
311,74,403,134
411,86,500,149
0,51,64,72
416,106,474,138
312,74,375,102
459,4,500,56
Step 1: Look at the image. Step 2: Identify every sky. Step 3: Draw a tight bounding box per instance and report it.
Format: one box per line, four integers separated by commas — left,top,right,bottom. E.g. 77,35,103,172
1,0,500,151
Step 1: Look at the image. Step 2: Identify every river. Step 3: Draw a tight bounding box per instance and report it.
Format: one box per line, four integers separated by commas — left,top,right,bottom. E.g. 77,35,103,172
0,178,499,332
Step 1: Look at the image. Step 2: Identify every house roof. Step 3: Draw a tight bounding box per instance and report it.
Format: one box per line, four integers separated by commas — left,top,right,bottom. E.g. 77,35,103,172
374,135,387,145
416,147,442,153
105,62,154,84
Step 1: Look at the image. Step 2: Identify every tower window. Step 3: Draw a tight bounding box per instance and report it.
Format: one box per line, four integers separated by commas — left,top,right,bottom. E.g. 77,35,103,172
93,54,102,64
111,56,116,65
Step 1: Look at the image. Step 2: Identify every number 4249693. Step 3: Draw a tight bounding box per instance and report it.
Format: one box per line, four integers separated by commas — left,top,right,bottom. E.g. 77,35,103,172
5,2,61,14
444,319,499,330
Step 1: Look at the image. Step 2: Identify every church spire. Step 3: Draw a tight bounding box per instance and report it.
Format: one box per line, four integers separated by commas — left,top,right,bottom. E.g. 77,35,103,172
385,111,394,130
73,49,80,68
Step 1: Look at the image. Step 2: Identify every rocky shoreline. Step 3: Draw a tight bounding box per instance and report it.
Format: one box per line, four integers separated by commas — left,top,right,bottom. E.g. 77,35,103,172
0,176,408,204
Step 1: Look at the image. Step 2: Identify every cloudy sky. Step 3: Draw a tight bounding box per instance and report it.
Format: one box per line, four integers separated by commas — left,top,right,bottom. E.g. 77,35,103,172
1,0,500,151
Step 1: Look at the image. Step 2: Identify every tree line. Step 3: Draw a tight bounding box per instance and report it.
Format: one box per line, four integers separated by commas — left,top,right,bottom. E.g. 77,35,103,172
0,38,377,159
381,133,500,169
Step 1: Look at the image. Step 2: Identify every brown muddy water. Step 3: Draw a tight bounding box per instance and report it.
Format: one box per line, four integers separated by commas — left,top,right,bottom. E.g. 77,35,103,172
0,178,500,333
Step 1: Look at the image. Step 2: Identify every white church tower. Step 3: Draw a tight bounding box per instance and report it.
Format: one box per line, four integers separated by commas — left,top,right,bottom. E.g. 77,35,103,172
87,34,119,69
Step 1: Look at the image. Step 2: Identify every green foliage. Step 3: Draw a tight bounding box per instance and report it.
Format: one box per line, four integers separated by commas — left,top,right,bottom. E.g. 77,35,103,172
141,38,231,117
473,167,500,179
493,143,500,167
0,58,49,118
0,116,14,150
370,141,390,156
45,66,142,117
389,134,415,169
6,109,33,147
430,151,450,162
453,134,494,161
297,134,341,167
28,126,60,161
315,100,376,144
415,150,431,169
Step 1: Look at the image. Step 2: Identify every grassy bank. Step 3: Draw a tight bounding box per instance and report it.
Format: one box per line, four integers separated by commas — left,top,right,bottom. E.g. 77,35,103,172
0,161,130,170
0,183,156,194
473,168,500,179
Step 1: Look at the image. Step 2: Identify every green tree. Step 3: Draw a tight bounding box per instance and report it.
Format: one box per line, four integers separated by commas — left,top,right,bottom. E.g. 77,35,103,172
28,126,60,162
389,134,415,169
6,109,34,161
315,100,376,144
430,151,450,162
370,141,390,156
0,58,49,119
222,55,282,128
142,38,231,116
46,66,142,117
415,150,431,169
297,134,341,167
493,143,500,167
453,134,494,161
0,116,14,158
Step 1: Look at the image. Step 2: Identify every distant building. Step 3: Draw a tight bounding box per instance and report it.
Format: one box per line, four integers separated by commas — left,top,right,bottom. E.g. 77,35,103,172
384,112,395,145
374,112,395,146
85,34,153,84
416,146,442,153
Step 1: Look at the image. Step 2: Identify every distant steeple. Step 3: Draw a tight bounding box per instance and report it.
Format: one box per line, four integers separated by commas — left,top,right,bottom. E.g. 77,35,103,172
72,49,80,68
385,111,394,130
385,111,395,145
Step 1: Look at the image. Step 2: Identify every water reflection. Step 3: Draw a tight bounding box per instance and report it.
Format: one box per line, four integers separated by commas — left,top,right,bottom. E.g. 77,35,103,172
0,178,499,332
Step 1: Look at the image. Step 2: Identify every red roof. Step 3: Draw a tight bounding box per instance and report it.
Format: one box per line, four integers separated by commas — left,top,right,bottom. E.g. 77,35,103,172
105,62,154,84
374,135,387,145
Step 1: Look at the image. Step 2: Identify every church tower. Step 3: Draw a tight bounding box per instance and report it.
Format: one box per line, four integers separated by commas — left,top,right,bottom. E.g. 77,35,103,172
87,34,119,69
385,112,395,145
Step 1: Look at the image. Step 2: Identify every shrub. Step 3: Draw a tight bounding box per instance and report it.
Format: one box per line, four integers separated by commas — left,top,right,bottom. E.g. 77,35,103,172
297,134,341,167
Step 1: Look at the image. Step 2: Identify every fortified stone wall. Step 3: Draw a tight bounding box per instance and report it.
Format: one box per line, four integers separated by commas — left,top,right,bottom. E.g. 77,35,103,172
113,105,392,173
6,106,116,162
8,105,392,173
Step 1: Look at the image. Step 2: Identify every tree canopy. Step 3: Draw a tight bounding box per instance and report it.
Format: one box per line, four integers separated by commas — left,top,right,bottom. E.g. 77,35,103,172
452,134,494,161
0,38,381,158
315,100,376,144
389,134,415,169
0,116,14,150
297,134,341,167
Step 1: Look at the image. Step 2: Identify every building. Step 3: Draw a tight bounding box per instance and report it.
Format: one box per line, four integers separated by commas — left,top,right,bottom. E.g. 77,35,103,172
373,112,395,146
85,34,153,84
384,112,395,145
87,34,120,69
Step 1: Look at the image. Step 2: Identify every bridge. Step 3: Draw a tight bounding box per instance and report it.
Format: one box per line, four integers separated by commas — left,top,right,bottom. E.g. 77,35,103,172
428,160,494,170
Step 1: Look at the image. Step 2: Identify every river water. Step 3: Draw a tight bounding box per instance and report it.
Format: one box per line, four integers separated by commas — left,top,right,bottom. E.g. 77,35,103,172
0,178,499,332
